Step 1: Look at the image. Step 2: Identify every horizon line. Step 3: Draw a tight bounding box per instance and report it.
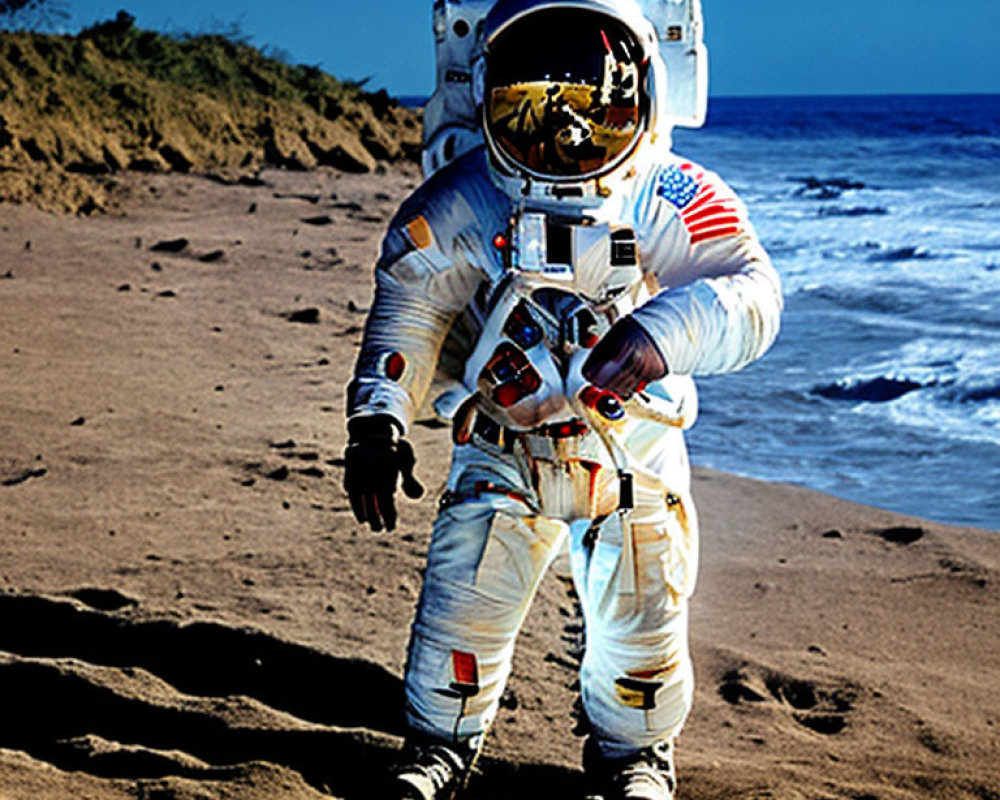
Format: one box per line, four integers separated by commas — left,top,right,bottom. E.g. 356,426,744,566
395,90,1000,102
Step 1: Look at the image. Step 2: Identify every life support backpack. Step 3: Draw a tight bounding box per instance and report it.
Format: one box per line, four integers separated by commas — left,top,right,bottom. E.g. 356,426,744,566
422,0,708,179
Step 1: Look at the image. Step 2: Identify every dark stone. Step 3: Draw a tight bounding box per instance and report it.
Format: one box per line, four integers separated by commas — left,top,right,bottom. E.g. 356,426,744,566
284,308,320,324
150,238,189,253
875,526,925,545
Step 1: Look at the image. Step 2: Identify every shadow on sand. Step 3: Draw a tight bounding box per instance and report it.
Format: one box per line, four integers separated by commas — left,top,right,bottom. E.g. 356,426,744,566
0,593,581,798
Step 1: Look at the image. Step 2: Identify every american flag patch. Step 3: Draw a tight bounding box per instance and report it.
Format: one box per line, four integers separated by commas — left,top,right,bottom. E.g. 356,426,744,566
656,163,744,245
656,165,698,208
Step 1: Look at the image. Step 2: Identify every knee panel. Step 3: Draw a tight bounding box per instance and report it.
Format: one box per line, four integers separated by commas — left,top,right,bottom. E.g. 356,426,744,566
405,499,568,743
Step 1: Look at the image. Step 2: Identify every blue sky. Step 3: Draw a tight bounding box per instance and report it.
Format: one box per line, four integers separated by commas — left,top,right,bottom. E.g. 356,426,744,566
61,0,1000,97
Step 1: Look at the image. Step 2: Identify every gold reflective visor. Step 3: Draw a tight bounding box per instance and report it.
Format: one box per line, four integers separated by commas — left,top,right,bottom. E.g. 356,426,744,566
488,78,642,179
484,8,645,180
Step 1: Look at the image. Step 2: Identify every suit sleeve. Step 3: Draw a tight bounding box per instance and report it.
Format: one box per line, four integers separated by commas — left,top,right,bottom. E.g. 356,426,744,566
347,199,482,433
629,161,783,376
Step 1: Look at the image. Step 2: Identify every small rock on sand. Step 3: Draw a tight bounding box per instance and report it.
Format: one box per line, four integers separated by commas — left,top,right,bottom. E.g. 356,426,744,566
150,238,189,253
283,308,320,324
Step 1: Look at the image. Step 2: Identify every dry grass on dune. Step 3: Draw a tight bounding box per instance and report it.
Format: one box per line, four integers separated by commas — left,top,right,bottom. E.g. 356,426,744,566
0,13,420,214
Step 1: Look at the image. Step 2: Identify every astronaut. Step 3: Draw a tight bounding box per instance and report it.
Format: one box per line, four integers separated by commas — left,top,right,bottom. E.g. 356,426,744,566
343,1,782,798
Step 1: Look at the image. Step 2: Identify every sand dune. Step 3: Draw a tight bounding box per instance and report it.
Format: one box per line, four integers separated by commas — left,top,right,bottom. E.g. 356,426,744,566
1,167,998,799
0,21,420,214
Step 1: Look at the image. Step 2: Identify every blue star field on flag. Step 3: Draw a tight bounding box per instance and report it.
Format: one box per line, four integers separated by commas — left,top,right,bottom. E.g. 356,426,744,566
655,165,699,209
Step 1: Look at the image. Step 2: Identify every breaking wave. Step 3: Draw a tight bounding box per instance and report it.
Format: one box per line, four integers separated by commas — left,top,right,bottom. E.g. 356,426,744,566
811,376,934,403
819,206,888,217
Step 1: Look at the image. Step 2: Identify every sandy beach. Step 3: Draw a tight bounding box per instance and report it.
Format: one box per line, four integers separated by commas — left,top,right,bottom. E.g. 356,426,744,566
1,166,998,800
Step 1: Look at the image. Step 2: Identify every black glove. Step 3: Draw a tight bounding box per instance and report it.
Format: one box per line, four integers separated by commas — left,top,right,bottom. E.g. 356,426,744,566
582,316,668,399
344,415,424,532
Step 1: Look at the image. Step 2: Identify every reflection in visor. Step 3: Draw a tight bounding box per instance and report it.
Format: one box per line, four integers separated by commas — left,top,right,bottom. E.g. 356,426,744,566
486,9,644,179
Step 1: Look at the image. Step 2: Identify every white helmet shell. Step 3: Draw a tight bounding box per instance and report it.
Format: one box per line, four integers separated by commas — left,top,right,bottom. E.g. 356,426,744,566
422,0,707,185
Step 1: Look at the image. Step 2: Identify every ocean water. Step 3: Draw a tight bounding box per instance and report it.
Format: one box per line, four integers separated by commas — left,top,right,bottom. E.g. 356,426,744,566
671,94,1000,531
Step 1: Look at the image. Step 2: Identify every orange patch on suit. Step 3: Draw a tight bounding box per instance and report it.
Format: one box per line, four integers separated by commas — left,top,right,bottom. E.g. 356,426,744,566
406,216,434,250
451,650,479,688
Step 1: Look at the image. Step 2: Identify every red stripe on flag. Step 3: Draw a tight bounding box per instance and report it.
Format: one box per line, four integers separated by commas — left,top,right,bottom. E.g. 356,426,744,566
684,204,738,224
690,226,742,245
687,215,742,234
681,190,717,215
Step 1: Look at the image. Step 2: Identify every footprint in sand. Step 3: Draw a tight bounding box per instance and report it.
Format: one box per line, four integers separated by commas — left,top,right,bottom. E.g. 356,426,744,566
719,666,857,737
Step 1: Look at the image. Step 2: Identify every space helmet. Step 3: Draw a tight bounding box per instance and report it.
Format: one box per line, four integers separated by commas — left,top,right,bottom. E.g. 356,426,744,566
478,0,668,198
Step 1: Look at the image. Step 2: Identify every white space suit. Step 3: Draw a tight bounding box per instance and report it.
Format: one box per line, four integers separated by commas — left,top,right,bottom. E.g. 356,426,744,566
345,0,782,794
